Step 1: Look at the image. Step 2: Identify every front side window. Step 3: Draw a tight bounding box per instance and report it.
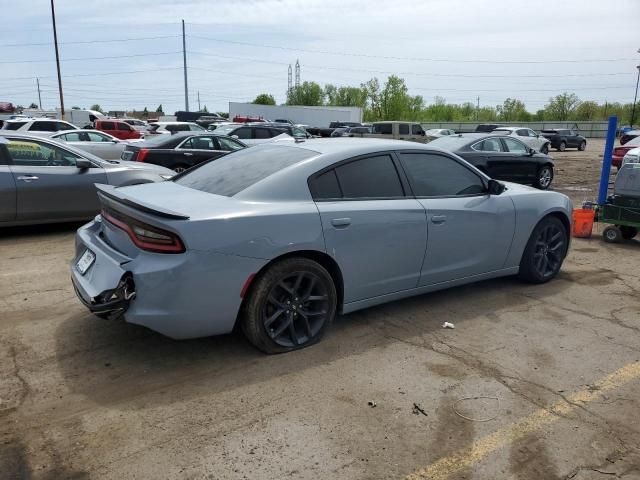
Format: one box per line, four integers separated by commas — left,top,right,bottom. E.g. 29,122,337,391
29,121,58,132
334,155,404,199
6,138,81,166
473,138,503,152
216,137,245,151
87,132,111,142
400,152,485,197
527,129,538,137
503,138,528,153
411,124,424,135
117,123,132,131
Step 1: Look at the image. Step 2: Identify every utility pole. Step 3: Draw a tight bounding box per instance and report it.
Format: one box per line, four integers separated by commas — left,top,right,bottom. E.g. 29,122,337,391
287,64,292,98
36,78,42,109
631,65,640,129
197,91,201,111
295,59,300,88
476,96,480,121
182,19,189,112
50,0,64,118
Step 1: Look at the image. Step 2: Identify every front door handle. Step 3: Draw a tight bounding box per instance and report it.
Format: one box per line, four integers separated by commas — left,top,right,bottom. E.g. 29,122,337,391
17,175,39,182
183,152,193,156
331,218,351,228
431,215,447,224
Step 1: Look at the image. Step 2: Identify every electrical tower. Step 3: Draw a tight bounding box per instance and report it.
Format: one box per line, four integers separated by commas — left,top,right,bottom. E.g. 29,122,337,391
288,64,292,96
295,59,300,88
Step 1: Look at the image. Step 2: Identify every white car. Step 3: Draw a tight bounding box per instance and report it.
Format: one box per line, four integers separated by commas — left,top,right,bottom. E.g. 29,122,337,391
491,127,551,154
146,122,205,135
50,130,127,160
425,128,456,141
622,147,640,166
0,118,79,137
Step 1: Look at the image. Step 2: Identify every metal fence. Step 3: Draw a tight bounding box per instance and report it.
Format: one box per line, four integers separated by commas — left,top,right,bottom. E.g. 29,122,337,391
419,121,610,138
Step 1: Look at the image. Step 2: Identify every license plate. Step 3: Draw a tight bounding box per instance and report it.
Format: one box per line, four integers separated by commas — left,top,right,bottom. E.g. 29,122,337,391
76,249,96,275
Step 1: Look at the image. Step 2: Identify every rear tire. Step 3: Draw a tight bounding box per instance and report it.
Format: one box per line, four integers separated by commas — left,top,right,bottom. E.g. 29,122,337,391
620,226,638,240
535,165,554,190
578,141,587,151
519,216,568,284
603,225,622,243
558,141,566,152
241,258,337,354
540,144,549,155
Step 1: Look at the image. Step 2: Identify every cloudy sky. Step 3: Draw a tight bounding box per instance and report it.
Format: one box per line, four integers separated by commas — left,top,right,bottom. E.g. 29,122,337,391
2,0,639,115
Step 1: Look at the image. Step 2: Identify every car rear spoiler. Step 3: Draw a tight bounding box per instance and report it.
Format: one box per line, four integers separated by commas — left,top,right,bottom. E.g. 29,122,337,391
95,184,190,220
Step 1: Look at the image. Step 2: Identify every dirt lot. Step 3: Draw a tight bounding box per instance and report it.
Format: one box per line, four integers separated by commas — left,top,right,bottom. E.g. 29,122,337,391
2,138,640,480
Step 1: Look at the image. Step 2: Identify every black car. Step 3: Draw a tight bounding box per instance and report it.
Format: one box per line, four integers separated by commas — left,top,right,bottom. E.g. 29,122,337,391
475,124,505,133
428,134,555,189
540,129,587,152
120,133,246,172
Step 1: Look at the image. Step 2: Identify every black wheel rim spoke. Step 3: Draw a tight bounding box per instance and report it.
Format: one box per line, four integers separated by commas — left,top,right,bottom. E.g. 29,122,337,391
533,224,565,277
263,270,330,347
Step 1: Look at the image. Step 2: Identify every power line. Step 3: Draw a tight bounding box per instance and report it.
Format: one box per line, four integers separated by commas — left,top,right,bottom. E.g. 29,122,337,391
0,35,181,48
188,34,636,64
0,51,182,64
0,67,183,81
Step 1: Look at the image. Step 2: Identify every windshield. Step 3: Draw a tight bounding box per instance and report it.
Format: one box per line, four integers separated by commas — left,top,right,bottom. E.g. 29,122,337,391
175,144,317,197
427,135,472,150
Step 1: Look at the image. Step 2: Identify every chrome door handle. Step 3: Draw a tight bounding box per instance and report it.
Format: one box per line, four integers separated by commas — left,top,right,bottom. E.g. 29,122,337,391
183,152,193,156
17,175,39,182
331,218,351,228
431,215,447,224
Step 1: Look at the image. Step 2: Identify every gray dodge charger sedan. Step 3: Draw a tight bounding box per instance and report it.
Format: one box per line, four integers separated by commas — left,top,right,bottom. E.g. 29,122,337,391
71,139,572,353
0,133,174,226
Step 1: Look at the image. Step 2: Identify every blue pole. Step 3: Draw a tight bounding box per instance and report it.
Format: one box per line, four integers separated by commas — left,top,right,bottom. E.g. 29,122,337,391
598,115,618,205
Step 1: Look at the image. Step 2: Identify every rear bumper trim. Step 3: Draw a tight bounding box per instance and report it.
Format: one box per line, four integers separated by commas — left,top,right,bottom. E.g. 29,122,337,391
72,274,135,319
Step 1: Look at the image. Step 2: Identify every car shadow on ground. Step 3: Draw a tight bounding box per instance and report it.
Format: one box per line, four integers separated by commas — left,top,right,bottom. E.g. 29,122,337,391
52,274,571,411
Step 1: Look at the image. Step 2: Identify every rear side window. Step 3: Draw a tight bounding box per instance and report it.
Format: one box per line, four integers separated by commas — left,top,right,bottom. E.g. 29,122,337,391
167,124,190,132
516,129,528,136
100,121,115,130
473,138,503,152
310,170,342,199
335,155,404,198
4,122,27,130
400,153,485,197
254,128,272,139
399,124,409,135
175,144,317,197
232,127,252,139
373,123,392,134
503,138,528,153
29,121,57,132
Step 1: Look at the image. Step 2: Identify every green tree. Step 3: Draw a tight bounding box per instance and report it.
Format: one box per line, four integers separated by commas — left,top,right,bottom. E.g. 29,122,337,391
361,78,382,121
496,98,529,122
156,104,163,113
142,107,149,118
544,93,580,120
201,105,209,113
29,102,39,109
575,100,599,121
90,104,102,112
216,111,229,119
325,85,368,108
287,81,324,106
252,93,276,105
380,75,411,120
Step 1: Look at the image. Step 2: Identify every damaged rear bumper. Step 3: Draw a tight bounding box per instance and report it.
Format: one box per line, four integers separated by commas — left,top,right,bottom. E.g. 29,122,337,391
72,274,135,319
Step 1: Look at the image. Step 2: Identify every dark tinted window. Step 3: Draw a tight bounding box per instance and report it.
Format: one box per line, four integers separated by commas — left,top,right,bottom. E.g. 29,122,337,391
29,121,58,132
117,122,132,131
4,121,26,130
175,144,317,197
254,128,272,139
100,121,115,130
399,124,409,134
216,137,245,151
411,124,423,135
400,153,485,196
373,123,392,134
310,170,341,199
166,124,190,132
232,127,252,139
335,155,403,198
516,129,528,136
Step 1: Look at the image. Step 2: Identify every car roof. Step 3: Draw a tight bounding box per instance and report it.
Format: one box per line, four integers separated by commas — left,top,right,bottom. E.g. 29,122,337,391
275,137,442,156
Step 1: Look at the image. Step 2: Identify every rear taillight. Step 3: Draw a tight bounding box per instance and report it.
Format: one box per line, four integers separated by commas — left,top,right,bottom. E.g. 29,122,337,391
137,148,150,162
102,209,185,253
614,147,629,156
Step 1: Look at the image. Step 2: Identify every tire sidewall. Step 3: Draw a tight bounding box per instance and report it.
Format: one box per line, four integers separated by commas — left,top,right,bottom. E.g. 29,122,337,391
536,165,553,189
519,216,567,283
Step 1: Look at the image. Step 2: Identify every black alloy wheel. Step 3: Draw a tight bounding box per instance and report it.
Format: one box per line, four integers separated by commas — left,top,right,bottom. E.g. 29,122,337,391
578,141,587,151
241,258,337,353
519,216,567,283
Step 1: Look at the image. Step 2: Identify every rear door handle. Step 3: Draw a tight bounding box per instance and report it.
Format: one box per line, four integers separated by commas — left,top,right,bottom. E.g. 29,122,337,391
183,152,193,156
17,175,39,182
331,218,351,228
431,215,447,224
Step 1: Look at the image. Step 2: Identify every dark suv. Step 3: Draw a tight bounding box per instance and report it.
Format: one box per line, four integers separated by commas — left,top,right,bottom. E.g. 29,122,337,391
540,129,587,152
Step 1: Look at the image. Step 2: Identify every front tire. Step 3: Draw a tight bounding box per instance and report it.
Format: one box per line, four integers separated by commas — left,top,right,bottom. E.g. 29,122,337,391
519,216,568,284
557,141,566,152
241,258,337,354
620,226,638,240
535,165,554,190
578,141,587,151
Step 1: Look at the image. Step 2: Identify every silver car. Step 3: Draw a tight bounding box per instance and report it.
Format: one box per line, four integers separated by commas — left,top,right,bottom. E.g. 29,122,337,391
71,139,572,353
0,133,174,227
50,129,128,160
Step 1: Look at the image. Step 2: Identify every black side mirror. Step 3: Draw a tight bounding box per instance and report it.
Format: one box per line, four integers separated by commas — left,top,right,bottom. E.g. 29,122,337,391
529,148,536,156
488,179,505,195
76,158,92,169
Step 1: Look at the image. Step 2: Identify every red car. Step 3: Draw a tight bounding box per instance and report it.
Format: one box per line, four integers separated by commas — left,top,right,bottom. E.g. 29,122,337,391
232,115,266,123
0,102,15,113
613,136,640,169
94,119,142,140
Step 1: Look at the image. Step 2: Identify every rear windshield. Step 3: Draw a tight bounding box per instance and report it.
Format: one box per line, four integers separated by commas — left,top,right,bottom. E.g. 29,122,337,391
427,135,471,150
175,144,318,196
4,121,27,130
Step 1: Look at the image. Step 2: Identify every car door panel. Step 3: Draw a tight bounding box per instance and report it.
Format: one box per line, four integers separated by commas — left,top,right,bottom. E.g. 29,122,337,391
0,166,17,222
418,195,515,285
317,199,427,302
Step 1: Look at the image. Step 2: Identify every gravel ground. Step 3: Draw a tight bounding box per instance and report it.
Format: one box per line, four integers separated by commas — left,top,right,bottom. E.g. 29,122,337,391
1,138,639,480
